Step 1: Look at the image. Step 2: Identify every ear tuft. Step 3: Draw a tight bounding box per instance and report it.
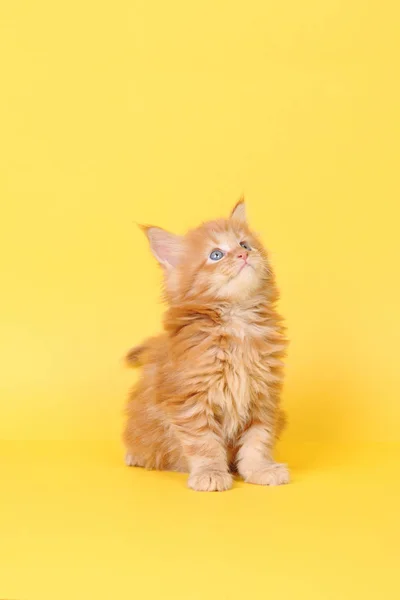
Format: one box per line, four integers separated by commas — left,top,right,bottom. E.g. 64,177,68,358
230,197,247,224
140,225,182,268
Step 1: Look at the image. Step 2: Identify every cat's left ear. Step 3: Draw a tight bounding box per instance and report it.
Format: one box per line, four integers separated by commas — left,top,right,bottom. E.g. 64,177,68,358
141,225,183,269
230,197,247,224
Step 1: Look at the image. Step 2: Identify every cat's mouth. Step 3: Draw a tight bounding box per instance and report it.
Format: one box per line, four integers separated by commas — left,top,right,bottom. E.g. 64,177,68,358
232,262,255,281
227,262,255,283
238,262,253,273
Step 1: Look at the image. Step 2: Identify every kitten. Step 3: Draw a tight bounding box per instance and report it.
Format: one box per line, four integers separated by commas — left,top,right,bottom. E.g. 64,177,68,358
124,199,289,491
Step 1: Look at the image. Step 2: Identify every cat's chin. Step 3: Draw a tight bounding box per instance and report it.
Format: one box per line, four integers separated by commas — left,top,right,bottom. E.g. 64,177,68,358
217,267,261,301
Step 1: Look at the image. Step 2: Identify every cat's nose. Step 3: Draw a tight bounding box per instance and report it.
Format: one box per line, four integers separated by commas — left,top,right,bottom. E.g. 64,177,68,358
237,251,248,261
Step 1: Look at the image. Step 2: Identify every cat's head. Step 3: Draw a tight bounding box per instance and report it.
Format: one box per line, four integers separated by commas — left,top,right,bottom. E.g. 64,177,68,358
142,199,272,303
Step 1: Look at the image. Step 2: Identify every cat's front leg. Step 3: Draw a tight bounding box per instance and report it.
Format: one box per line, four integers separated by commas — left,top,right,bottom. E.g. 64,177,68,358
236,423,290,486
171,401,231,492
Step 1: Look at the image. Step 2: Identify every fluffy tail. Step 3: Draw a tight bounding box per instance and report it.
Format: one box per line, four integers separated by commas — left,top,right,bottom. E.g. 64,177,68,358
125,342,148,367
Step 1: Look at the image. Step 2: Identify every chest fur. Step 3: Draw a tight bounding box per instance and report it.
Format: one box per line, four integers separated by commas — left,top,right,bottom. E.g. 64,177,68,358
210,311,280,440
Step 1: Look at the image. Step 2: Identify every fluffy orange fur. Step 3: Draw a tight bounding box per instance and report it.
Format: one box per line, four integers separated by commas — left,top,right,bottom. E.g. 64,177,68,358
124,199,289,491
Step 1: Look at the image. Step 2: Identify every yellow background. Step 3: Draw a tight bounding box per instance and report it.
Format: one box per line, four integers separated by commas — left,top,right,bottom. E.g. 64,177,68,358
1,1,399,599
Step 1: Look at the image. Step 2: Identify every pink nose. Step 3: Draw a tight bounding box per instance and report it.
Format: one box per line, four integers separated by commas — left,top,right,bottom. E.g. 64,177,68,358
237,250,248,261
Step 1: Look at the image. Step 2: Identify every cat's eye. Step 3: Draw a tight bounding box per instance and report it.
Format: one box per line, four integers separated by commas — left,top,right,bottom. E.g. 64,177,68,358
240,241,252,251
209,249,225,261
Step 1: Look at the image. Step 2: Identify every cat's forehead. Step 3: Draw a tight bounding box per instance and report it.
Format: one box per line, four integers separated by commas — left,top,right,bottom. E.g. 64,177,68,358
209,229,243,250
188,219,247,249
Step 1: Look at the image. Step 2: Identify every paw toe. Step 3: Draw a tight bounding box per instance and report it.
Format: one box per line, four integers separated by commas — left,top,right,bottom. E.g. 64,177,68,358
245,463,290,486
188,470,232,492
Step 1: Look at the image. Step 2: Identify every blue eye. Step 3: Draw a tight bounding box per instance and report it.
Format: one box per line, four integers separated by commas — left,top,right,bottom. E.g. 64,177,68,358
209,249,224,261
240,241,252,251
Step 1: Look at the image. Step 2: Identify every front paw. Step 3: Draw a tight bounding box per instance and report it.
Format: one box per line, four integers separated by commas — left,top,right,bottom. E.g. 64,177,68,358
188,469,232,492
244,463,290,486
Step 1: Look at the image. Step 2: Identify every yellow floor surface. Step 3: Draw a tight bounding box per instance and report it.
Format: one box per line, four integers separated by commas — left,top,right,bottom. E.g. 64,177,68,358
1,441,399,600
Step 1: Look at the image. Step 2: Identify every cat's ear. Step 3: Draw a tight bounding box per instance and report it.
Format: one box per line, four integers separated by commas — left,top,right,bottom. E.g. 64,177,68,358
230,197,247,224
141,225,183,269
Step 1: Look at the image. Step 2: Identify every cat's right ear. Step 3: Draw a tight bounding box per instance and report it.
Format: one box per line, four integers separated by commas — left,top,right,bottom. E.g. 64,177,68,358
230,196,247,224
140,225,183,269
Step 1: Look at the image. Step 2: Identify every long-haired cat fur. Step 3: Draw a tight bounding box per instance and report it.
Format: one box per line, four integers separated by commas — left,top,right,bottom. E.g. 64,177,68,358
124,199,289,491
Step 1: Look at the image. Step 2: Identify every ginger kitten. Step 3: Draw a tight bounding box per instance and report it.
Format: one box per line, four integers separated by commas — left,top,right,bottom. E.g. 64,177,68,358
124,199,289,491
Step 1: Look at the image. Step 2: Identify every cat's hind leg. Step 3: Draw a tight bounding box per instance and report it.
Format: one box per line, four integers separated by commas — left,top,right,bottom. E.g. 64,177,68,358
124,400,187,472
